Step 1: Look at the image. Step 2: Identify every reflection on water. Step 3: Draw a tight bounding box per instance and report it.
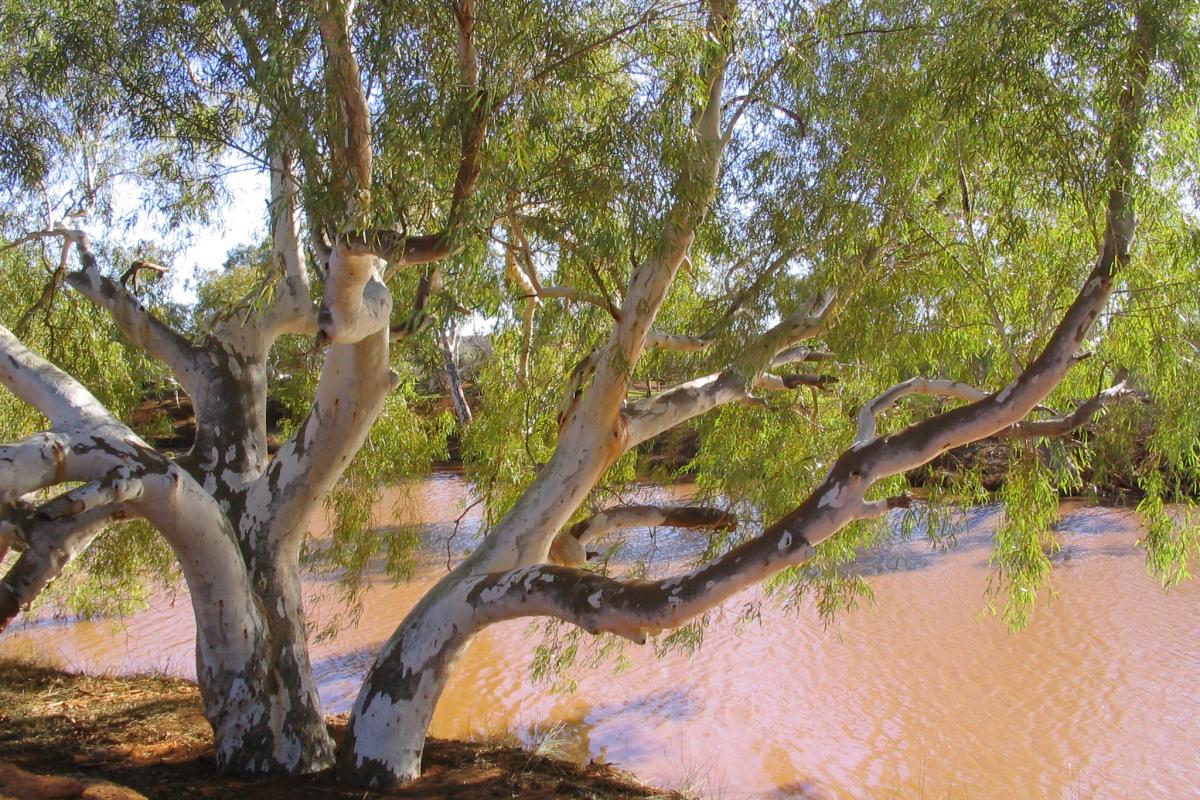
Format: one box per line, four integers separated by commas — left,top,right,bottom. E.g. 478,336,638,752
3,474,1198,799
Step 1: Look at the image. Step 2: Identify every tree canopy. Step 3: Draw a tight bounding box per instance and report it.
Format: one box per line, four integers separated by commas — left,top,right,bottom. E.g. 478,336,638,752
1,0,1197,787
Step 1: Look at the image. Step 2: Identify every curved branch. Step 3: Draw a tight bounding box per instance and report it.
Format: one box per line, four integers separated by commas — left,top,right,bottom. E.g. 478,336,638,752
858,374,1139,447
855,377,990,445
469,494,832,645
731,288,838,377
606,1,730,372
856,15,1148,484
264,150,317,338
246,329,395,550
549,504,736,566
38,471,144,521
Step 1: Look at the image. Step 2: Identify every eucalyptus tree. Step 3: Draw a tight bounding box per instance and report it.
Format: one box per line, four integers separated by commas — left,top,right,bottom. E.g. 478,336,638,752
1,0,1197,789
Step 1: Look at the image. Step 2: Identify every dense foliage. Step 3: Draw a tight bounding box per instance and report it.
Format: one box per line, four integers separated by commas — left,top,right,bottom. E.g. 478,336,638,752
1,0,1197,640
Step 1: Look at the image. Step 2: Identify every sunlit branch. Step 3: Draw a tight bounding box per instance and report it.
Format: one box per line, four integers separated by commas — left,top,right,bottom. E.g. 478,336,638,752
316,0,372,219
264,150,317,337
0,323,118,430
10,228,203,390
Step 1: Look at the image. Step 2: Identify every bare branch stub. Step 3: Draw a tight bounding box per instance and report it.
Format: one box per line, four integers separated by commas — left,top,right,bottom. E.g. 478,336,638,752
119,259,169,292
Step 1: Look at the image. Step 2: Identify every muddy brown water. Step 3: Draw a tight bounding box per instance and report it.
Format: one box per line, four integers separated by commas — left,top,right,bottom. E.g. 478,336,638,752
2,473,1198,799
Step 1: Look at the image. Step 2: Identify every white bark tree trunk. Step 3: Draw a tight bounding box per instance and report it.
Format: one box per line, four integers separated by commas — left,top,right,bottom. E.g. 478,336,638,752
0,152,394,775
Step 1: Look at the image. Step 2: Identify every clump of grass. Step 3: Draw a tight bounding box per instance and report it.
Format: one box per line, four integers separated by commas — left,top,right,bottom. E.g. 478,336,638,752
525,720,570,760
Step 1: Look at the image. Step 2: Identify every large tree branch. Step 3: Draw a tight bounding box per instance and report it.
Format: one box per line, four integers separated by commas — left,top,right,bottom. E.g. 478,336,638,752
852,11,1149,484
467,489,912,645
466,500,827,645
469,355,1134,647
0,326,270,700
0,434,72,503
0,430,267,679
13,225,270,484
0,324,117,430
11,228,203,389
247,329,395,551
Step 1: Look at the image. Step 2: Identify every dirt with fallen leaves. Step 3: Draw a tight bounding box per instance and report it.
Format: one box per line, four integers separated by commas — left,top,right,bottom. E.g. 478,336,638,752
0,658,680,800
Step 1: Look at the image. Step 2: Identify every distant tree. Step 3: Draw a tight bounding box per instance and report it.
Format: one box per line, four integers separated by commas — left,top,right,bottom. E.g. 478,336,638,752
0,0,1197,787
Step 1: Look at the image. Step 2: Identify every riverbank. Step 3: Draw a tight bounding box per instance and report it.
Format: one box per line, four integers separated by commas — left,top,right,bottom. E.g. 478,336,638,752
4,488,1197,797
0,658,679,800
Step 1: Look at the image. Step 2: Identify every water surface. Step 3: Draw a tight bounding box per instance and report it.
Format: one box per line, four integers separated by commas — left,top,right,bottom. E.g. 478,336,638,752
3,474,1197,799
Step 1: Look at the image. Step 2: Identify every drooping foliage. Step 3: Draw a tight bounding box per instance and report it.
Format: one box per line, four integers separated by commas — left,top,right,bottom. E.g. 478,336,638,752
0,0,1197,641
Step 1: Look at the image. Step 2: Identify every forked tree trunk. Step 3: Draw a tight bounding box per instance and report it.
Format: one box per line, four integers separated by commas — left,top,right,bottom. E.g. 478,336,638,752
194,552,335,774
